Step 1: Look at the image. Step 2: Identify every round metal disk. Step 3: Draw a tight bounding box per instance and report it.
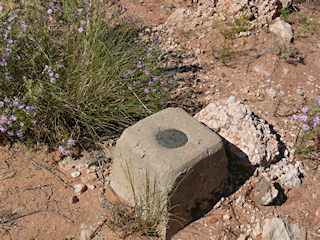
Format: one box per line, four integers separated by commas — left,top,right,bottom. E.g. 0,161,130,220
157,129,188,149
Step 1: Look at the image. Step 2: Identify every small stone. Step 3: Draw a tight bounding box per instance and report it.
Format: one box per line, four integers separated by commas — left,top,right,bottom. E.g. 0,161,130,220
87,184,96,190
266,88,277,98
308,75,315,81
164,3,176,10
228,82,235,91
238,233,249,240
71,171,81,178
253,178,279,206
253,65,271,76
80,229,92,240
223,213,232,221
70,195,79,204
74,184,87,195
236,195,246,207
295,88,304,96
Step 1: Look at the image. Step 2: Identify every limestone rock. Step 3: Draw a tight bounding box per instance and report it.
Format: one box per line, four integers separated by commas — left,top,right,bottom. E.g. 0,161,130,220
279,0,292,9
269,18,293,42
166,8,186,22
253,178,279,206
262,218,307,240
194,96,280,166
269,159,303,189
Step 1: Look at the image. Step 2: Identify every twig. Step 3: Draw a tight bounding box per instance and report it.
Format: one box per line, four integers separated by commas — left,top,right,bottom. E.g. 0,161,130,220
23,155,74,190
228,201,241,224
0,210,74,224
90,218,108,239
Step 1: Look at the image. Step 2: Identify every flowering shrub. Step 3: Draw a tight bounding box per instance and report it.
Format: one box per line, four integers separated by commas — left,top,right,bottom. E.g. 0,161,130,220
0,0,176,150
0,97,37,141
294,97,320,154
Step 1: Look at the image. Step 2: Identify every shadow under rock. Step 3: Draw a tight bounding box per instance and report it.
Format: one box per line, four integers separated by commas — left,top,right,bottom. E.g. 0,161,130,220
167,135,256,239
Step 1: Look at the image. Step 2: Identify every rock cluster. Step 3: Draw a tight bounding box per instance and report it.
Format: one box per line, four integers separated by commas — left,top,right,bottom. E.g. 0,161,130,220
204,0,291,27
262,217,307,240
268,159,304,188
194,96,280,166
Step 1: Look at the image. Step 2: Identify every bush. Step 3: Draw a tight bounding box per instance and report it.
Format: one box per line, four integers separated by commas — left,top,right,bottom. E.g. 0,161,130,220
0,0,176,150
294,97,320,155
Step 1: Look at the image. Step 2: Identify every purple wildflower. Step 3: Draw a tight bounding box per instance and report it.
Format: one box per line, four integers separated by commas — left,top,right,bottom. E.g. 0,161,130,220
144,88,149,93
80,20,86,25
128,85,133,90
163,87,168,92
20,122,24,127
302,124,310,131
0,101,3,107
0,127,7,133
58,145,64,153
143,69,149,75
152,77,158,81
54,7,59,11
148,81,153,86
16,131,23,137
11,115,17,121
7,131,14,136
0,6,2,11
63,149,71,156
50,77,56,83
299,114,308,122
31,119,38,125
67,139,75,148
137,61,142,68
301,107,308,113
78,27,84,33
47,9,53,14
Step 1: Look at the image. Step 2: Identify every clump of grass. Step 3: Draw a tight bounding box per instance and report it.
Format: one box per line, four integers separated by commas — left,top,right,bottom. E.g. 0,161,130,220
280,7,295,22
211,9,253,66
273,43,296,59
294,97,320,155
0,0,176,150
101,177,177,238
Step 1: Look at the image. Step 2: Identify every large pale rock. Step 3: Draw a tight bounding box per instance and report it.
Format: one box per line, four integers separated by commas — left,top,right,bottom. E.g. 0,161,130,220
270,18,293,42
110,107,228,238
262,218,307,240
194,96,280,166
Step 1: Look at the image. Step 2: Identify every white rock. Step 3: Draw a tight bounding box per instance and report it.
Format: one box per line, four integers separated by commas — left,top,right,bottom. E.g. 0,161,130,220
223,213,232,221
71,171,81,178
194,97,280,166
74,184,87,195
269,18,293,42
262,218,307,240
80,229,92,240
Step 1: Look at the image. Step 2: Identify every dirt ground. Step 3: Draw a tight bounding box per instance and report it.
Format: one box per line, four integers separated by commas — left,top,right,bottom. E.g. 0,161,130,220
1,1,320,239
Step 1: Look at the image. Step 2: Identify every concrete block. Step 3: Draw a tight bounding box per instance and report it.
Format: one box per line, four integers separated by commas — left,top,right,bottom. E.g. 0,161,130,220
110,107,228,238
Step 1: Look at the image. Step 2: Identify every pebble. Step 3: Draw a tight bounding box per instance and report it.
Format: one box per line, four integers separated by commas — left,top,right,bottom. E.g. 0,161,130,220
164,3,176,10
74,184,87,195
80,229,92,240
70,195,79,204
71,171,81,178
223,213,231,221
